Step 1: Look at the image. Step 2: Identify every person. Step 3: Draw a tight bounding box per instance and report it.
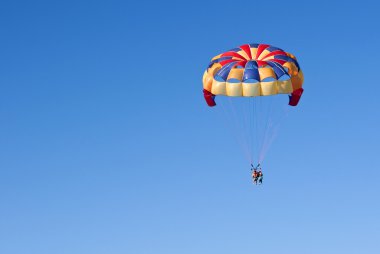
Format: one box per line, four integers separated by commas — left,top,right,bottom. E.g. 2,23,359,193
256,163,262,171
251,164,259,185
257,170,263,184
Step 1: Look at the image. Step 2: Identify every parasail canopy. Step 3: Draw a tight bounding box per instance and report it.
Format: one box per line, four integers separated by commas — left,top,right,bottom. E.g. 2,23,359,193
203,43,304,107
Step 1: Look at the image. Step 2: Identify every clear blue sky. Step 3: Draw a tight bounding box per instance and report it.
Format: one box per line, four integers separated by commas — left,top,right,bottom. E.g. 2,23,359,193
1,0,380,253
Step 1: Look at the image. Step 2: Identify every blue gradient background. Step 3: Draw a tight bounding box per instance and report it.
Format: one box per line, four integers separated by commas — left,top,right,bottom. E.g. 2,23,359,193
1,0,380,253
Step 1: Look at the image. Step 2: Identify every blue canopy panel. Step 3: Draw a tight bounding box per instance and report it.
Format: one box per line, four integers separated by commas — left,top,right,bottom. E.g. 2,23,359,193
214,62,236,81
266,46,283,52
227,47,241,52
274,55,301,70
266,61,288,79
243,61,260,82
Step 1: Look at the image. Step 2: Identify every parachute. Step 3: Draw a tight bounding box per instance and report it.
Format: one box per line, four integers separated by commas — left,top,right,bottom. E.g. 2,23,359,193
203,43,304,166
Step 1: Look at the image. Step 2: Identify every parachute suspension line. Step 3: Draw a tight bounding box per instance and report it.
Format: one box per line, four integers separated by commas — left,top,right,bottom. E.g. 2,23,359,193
249,97,254,166
240,98,250,163
217,98,251,163
244,97,254,165
251,97,258,164
257,96,275,164
251,97,257,164
215,95,291,167
256,97,261,165
256,96,265,165
227,97,253,164
258,98,274,164
258,97,290,164
258,95,276,165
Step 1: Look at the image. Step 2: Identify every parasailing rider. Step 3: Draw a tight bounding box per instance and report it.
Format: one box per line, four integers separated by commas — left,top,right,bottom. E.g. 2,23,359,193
251,164,260,185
